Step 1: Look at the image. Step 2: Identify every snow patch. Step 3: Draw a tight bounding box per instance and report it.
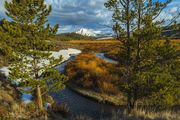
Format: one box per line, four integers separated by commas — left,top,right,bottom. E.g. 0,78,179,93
75,28,96,36
0,48,81,103
0,48,81,78
0,67,10,77
51,48,81,61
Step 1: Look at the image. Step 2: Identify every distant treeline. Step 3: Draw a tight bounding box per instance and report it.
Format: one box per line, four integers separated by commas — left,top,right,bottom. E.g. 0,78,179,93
55,33,96,41
162,24,180,39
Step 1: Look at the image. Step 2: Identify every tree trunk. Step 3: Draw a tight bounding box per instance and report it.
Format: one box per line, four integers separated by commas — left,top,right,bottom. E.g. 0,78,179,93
127,95,136,113
36,85,43,111
126,0,134,114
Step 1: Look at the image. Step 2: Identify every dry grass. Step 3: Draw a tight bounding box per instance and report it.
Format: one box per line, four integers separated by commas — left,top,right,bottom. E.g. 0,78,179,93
52,103,70,118
67,40,120,44
0,106,8,117
64,40,120,52
68,83,126,106
65,53,126,105
130,109,180,120
55,108,180,120
108,108,180,120
0,90,14,104
65,53,120,94
105,47,120,60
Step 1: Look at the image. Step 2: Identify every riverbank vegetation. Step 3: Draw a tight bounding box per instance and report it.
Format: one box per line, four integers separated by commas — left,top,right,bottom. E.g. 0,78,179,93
65,53,126,105
66,53,119,94
72,109,180,120
65,40,120,52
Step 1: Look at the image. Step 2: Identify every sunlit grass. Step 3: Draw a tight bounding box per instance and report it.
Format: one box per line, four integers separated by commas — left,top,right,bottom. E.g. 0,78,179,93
65,53,126,105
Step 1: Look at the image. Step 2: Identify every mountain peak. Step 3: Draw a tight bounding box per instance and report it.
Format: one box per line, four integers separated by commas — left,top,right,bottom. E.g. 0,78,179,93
75,28,96,37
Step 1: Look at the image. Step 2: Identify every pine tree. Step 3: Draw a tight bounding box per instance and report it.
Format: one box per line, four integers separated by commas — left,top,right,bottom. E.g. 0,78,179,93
5,0,67,111
105,0,179,112
0,19,19,66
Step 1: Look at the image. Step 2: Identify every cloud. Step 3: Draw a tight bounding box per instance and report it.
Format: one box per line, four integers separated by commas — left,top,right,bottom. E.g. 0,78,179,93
0,0,6,18
155,0,180,24
169,7,178,13
0,0,180,34
45,0,113,33
44,0,180,33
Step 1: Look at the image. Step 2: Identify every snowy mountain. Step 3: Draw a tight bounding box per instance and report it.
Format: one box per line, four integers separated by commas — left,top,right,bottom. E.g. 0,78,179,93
75,28,97,37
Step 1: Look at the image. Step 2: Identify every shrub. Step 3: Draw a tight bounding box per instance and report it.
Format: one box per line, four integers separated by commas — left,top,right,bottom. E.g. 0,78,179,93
131,108,180,120
52,103,70,118
0,90,14,104
105,47,120,60
65,53,120,95
25,102,37,112
0,106,8,117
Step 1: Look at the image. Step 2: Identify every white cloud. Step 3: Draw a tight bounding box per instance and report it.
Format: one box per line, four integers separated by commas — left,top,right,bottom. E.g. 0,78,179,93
77,11,85,15
0,0,6,13
169,7,178,13
89,1,96,7
1,0,180,34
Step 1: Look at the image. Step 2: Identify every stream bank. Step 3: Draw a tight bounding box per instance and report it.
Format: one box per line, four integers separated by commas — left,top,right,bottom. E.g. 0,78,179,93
51,52,124,119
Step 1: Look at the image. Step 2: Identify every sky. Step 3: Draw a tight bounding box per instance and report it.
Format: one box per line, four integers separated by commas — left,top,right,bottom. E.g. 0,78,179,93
0,0,180,34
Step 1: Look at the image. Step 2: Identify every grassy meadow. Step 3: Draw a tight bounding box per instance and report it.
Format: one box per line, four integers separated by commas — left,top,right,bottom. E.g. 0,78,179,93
63,38,180,104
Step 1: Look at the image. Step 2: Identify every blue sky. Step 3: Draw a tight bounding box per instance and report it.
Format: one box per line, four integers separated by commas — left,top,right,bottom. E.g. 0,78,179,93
0,0,180,34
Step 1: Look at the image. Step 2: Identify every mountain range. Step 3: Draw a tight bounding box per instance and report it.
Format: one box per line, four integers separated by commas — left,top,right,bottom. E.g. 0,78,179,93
75,28,97,37
56,24,180,41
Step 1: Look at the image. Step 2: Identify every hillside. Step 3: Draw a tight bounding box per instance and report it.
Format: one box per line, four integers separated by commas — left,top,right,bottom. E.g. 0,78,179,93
55,33,96,41
162,24,180,39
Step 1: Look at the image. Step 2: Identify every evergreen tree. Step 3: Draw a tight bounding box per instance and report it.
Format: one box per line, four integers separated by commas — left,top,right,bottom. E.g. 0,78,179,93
5,0,67,111
0,18,20,66
105,0,179,112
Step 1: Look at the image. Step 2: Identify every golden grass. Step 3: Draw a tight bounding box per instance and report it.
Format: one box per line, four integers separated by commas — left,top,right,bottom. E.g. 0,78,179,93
66,39,179,44
66,39,120,44
65,53,121,95
65,53,127,105
64,40,120,52
0,90,14,104
68,83,126,106
130,108,180,120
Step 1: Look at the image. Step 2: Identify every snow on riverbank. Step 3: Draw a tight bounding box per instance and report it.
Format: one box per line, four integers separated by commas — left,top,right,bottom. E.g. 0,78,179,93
51,48,81,61
0,48,81,103
0,48,81,77
0,67,10,77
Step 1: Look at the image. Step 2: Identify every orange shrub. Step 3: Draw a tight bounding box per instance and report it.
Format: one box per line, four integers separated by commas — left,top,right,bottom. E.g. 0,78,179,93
65,53,120,95
0,106,8,117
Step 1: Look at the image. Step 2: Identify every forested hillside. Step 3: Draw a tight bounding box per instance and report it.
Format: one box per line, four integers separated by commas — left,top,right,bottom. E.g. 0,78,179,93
163,24,180,39
56,33,96,41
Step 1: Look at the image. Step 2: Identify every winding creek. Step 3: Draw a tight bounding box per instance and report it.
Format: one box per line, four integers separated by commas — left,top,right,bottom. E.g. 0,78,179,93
51,52,122,119
0,49,121,119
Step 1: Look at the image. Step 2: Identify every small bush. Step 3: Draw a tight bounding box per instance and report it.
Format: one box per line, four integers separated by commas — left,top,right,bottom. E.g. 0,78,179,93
0,90,14,104
105,47,120,60
52,103,70,118
0,106,8,117
65,53,120,95
131,108,180,120
25,102,37,112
